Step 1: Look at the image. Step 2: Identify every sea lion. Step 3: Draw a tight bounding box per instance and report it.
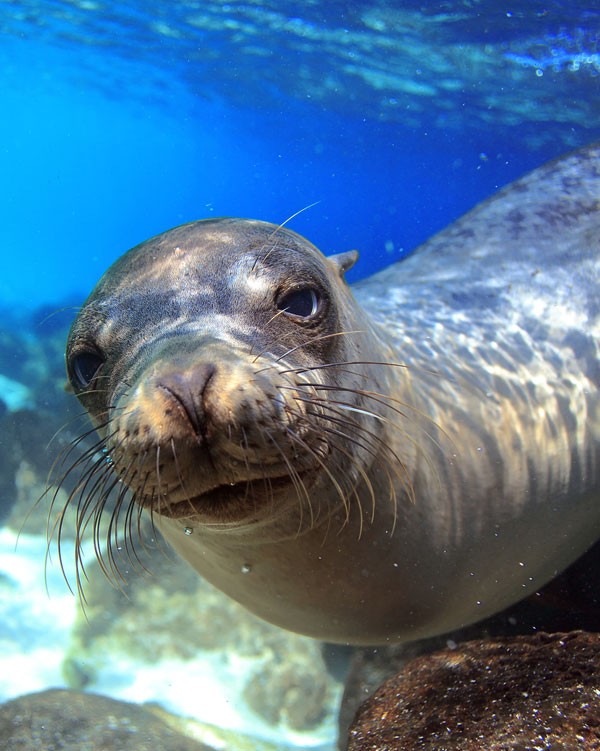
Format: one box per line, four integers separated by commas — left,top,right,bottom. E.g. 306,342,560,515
60,143,600,645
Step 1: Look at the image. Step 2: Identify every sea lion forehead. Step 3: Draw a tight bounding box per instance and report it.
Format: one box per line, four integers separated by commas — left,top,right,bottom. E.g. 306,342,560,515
99,217,327,294
71,218,335,343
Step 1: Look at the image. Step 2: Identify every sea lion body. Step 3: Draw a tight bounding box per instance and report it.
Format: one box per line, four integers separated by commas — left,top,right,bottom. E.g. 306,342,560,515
64,144,600,645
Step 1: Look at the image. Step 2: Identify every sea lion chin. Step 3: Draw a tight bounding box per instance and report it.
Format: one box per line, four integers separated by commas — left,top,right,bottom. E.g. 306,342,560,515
56,144,600,645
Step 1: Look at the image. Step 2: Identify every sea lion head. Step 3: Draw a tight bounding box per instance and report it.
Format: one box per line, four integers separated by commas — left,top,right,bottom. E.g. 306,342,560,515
64,218,392,537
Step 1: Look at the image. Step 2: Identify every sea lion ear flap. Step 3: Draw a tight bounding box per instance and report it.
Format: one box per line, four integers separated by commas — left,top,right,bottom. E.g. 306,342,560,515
328,250,359,278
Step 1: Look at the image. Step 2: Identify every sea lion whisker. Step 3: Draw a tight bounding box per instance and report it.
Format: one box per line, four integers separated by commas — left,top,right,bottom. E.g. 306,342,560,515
48,455,116,599
72,456,121,551
285,359,459,444
261,308,289,332
261,469,276,520
296,398,407,515
301,382,451,452
108,486,150,582
64,431,133,589
51,433,113,489
274,443,313,535
262,425,315,533
154,443,168,514
104,464,149,587
278,364,369,385
47,442,111,551
142,493,163,557
169,437,199,517
125,468,157,565
37,416,113,524
285,426,352,523
251,202,320,271
250,363,321,397
104,454,139,552
324,360,446,381
242,423,277,518
272,330,365,364
48,419,113,480
315,387,451,489
45,409,102,449
285,386,414,514
281,360,411,376
309,411,407,517
299,395,391,456
74,383,112,402
103,480,135,586
79,440,139,582
45,497,80,597
237,426,254,507
46,405,133,500
85,471,133,590
315,398,383,421
288,409,374,538
23,424,111,549
132,484,163,565
310,396,426,504
331,442,376,536
35,304,82,329
249,327,319,367
71,426,129,508
251,335,365,378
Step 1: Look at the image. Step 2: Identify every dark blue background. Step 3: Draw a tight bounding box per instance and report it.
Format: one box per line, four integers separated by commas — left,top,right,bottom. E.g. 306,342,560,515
0,5,597,311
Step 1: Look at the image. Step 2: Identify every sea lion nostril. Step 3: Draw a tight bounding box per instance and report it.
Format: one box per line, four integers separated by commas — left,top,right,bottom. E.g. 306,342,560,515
158,363,216,436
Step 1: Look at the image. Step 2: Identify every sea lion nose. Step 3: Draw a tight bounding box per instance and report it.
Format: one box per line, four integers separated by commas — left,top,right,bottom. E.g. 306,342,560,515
157,363,217,437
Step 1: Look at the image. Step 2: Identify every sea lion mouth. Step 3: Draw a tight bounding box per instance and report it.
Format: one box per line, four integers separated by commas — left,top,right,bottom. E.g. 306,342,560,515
155,473,306,520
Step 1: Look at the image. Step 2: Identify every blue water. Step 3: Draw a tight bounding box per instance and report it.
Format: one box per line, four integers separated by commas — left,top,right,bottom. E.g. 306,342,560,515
1,0,598,311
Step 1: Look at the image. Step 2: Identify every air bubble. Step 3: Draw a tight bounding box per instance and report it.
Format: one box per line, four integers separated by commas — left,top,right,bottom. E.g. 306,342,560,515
241,563,252,574
183,527,193,536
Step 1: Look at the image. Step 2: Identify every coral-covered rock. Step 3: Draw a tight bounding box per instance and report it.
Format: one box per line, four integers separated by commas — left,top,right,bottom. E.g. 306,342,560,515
0,689,215,750
347,631,600,750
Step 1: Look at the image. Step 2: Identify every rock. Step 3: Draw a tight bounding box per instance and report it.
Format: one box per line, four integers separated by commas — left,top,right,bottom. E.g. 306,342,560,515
0,689,215,750
347,631,600,750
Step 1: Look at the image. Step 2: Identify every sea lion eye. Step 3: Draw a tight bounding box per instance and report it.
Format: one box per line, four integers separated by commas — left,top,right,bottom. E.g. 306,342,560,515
69,350,104,389
277,287,321,319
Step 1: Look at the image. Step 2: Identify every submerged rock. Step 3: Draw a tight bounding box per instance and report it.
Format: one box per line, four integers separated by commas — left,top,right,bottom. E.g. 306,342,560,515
347,631,600,750
0,689,215,750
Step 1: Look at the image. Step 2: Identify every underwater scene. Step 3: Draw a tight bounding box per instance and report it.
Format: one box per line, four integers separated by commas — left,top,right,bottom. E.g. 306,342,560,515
0,1,599,749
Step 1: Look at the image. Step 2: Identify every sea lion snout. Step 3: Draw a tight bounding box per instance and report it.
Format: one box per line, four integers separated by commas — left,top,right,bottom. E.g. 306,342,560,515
156,363,217,440
108,341,329,519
